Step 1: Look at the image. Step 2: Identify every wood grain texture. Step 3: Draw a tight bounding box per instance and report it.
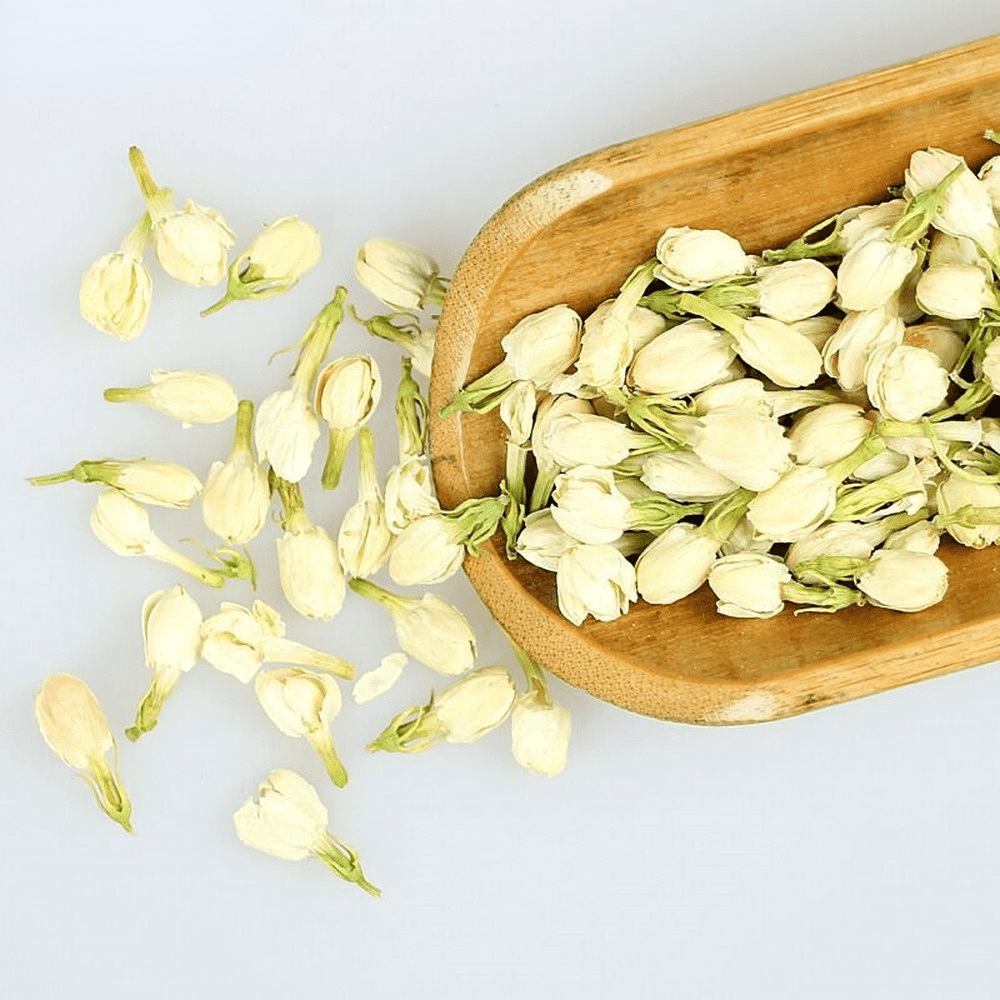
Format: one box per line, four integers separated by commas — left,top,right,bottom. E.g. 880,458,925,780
428,35,1000,725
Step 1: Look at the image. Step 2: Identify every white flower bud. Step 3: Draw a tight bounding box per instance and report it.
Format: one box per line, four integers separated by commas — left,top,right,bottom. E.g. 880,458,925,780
79,249,152,341
515,509,576,571
654,226,752,290
635,522,719,605
315,354,381,489
255,667,348,786
540,410,652,469
278,522,346,621
755,258,836,321
576,299,668,389
903,322,965,371
914,262,1000,320
90,488,154,555
105,369,238,424
434,666,517,743
242,216,322,284
627,318,738,396
840,200,906,250
785,520,887,578
732,316,823,388
510,691,572,777
856,549,949,612
355,237,443,310
338,428,393,578
747,465,837,543
936,472,1000,548
864,343,949,422
203,400,271,544
35,674,132,831
708,552,791,618
388,514,464,586
233,768,329,860
500,304,582,387
49,458,202,509
883,519,941,554
905,148,1000,256
550,465,631,545
688,406,792,491
499,380,538,446
153,200,236,287
639,449,738,502
822,307,905,392
384,456,440,533
984,339,1000,393
254,385,322,484
556,543,637,625
788,403,873,466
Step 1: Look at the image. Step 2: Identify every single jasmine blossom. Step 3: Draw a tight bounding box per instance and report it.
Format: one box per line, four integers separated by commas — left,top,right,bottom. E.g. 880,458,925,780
354,236,447,312
200,599,354,683
555,542,637,625
234,769,379,896
368,666,516,752
35,674,133,832
315,353,381,489
394,357,430,461
440,304,582,415
104,369,238,425
914,262,1000,320
627,317,739,396
338,427,393,579
202,215,322,313
79,212,152,340
349,578,476,676
128,146,235,286
864,343,950,422
30,457,202,509
89,489,252,587
654,227,752,289
687,405,792,491
528,394,594,511
708,552,791,618
788,403,874,467
856,548,949,612
549,465,632,545
508,642,571,777
255,288,347,482
934,472,1000,547
822,306,905,392
126,584,203,740
538,409,656,469
202,399,271,544
273,475,346,620
638,449,739,502
515,508,576,572
254,668,349,787
384,455,440,533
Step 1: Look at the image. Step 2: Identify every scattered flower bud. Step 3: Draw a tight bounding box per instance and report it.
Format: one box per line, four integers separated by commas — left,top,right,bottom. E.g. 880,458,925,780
550,465,631,545
128,146,235,286
89,489,252,587
635,521,720,606
30,457,202,509
788,403,873,467
864,343,949,422
349,578,477,676
202,215,322,313
351,307,436,377
200,599,354,683
254,668,348,787
688,406,792,491
914,262,1000,319
273,476,346,620
638,450,738,502
822,306,905,392
515,508,576,571
627,318,738,396
202,399,271,544
104,369,238,425
836,236,919,312
556,542,637,625
368,666,516,752
354,236,446,311
315,354,381,489
935,472,1000,548
754,258,837,321
388,513,464,585
79,213,153,340
126,585,203,740
234,769,379,896
708,552,791,618
338,427,393,579
35,674,133,832
384,455,440,533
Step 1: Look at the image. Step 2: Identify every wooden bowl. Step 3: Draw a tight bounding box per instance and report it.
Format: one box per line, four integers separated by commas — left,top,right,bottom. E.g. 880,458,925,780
428,36,1000,725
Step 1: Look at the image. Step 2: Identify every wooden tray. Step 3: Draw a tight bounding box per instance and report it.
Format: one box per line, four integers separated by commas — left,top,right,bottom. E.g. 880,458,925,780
428,36,1000,725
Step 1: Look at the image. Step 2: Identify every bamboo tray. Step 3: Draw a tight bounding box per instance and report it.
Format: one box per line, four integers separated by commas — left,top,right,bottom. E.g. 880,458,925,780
428,36,1000,725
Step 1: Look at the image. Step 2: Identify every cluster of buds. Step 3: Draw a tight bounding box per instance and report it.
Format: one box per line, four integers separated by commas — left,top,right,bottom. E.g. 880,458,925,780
445,137,1000,625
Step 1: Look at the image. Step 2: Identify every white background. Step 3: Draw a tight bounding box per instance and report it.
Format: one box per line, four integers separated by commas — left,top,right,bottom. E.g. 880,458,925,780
3,3,1000,998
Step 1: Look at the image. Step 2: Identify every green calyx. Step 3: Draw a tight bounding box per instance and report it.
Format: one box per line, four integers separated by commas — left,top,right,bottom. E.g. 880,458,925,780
367,697,443,754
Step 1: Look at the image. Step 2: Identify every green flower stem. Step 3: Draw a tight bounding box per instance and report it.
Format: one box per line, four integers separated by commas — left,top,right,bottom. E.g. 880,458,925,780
127,146,173,223
321,426,356,490
444,494,507,555
888,162,964,247
291,287,349,390
119,212,152,260
348,576,397,609
825,435,887,485
439,360,516,417
629,495,704,535
125,673,179,741
310,731,349,788
103,385,148,405
272,472,311,533
508,638,551,705
394,357,429,458
780,579,865,613
675,293,746,339
314,836,380,897
144,535,231,588
367,699,443,754
425,275,449,309
201,257,299,315
761,211,852,263
700,488,755,544
528,462,559,514
933,504,1000,529
84,755,133,833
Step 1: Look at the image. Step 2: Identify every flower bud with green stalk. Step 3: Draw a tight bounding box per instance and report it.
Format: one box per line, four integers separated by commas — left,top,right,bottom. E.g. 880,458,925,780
506,639,571,777
35,674,133,832
30,457,202,509
315,353,381,490
128,146,235,287
337,427,393,579
234,769,379,896
351,306,436,378
255,287,347,483
349,578,477,676
104,369,238,425
760,204,871,264
201,216,322,315
89,489,252,588
394,357,429,461
79,211,153,341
